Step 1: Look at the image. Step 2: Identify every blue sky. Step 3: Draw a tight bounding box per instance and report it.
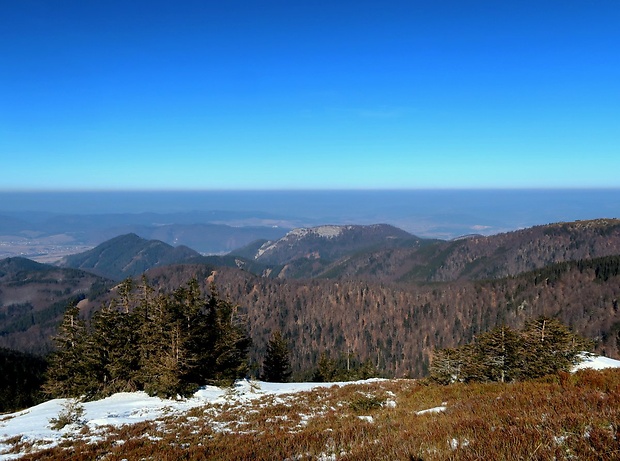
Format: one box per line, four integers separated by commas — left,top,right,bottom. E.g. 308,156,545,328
1,1,619,190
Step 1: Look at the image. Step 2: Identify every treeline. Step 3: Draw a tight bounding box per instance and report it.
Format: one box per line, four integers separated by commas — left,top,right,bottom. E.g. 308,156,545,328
44,278,251,400
429,317,592,384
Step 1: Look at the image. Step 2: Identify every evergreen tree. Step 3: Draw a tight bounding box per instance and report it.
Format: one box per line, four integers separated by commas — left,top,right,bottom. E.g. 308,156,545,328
518,316,591,379
312,352,338,382
43,302,94,398
429,316,593,384
138,280,251,394
262,331,292,382
206,290,252,384
354,358,379,380
311,351,377,382
429,347,470,384
138,290,193,398
174,279,215,389
44,278,252,400
87,303,142,397
472,325,521,383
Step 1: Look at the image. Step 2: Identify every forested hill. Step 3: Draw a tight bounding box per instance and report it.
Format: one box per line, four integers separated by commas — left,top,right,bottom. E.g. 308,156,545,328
0,257,112,354
315,218,620,282
59,233,201,280
244,224,417,264
228,223,423,279
143,254,620,378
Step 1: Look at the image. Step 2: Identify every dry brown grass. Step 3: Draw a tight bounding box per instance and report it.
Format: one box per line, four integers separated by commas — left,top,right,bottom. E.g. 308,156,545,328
8,369,620,460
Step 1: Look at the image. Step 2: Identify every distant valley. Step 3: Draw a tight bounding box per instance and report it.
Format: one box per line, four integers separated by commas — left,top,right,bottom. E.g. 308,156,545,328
5,189,620,263
0,210,291,262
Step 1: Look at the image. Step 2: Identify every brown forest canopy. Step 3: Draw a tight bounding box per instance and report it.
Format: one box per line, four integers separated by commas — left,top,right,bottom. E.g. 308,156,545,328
144,255,620,378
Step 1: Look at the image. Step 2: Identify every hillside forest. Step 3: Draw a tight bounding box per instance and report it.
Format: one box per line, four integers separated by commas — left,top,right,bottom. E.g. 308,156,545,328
2,219,620,410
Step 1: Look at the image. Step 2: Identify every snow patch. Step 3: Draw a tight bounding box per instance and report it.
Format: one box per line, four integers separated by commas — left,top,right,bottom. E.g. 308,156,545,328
416,405,447,416
384,399,397,408
450,437,470,450
573,354,620,371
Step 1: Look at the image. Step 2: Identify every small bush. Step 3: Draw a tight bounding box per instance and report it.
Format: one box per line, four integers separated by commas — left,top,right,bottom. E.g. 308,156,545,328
49,399,85,430
349,395,384,413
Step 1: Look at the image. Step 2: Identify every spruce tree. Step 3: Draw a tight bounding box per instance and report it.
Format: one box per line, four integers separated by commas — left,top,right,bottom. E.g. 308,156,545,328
262,331,292,382
313,352,337,382
473,325,521,383
207,292,252,384
45,278,253,400
43,302,94,398
88,303,141,396
429,347,470,384
429,316,593,384
137,279,251,394
138,291,191,398
518,316,591,379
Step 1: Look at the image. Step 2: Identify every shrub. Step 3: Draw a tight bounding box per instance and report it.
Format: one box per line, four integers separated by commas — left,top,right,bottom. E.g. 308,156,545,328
49,399,85,430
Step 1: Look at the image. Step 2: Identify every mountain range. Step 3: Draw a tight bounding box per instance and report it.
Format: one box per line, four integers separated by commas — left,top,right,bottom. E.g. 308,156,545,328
317,218,620,282
1,219,620,377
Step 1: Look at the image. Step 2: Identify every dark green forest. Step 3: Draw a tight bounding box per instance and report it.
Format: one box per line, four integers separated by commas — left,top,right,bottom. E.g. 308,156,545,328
429,317,591,384
44,278,251,400
0,347,47,413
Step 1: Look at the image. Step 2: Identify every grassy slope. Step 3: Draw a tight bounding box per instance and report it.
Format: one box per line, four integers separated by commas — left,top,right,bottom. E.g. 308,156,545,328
8,368,620,461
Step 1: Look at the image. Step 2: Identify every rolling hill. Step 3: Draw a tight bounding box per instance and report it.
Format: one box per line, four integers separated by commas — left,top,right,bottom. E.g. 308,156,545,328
58,233,202,280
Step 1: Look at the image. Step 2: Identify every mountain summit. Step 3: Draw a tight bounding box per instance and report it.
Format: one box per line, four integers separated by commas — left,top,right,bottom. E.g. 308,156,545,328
247,224,417,265
59,233,200,280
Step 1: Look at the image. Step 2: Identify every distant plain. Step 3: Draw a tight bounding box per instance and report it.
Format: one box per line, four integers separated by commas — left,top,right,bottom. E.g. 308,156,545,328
1,189,619,261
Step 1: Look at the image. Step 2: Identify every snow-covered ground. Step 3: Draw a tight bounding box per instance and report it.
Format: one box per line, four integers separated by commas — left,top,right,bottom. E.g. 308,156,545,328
0,379,381,460
572,353,620,371
1,354,619,460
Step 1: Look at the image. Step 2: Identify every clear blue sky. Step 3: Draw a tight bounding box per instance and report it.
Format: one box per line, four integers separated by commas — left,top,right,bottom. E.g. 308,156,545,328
1,0,619,190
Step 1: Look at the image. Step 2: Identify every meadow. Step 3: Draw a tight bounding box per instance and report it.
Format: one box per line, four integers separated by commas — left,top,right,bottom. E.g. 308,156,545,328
3,368,619,460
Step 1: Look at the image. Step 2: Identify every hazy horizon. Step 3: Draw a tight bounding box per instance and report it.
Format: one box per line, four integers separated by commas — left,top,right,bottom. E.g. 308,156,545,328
2,189,619,239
